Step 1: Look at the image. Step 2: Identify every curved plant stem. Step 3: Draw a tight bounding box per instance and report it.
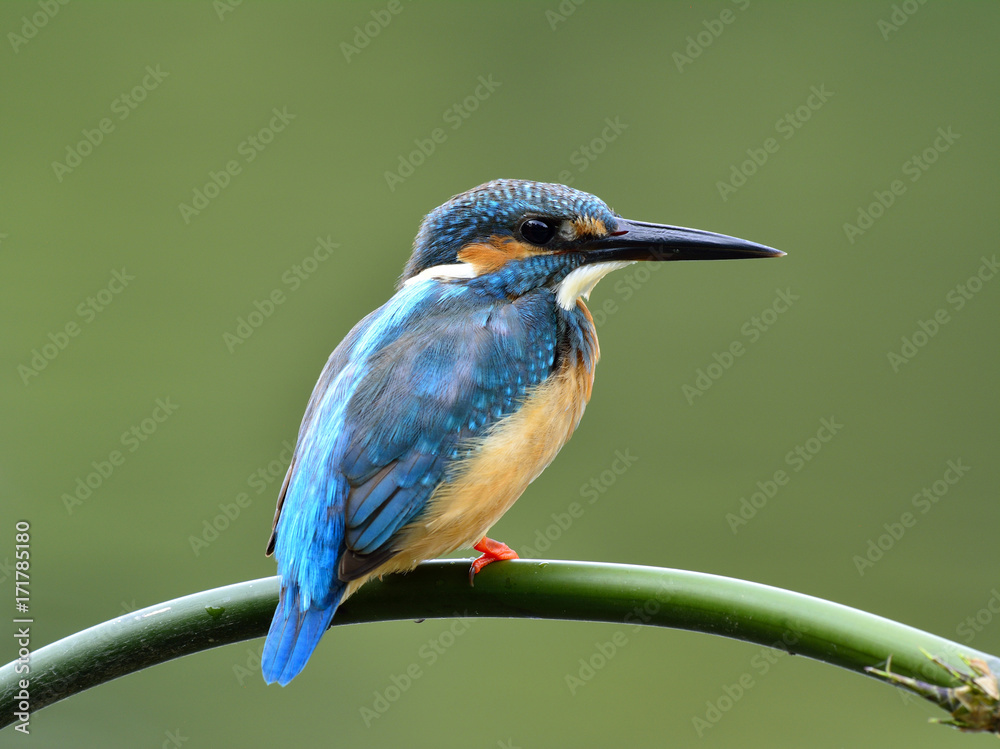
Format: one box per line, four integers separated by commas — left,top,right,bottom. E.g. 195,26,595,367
2,560,998,729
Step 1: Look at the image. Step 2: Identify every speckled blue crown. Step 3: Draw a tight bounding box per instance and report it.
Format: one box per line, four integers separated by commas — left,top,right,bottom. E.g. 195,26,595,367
402,179,618,282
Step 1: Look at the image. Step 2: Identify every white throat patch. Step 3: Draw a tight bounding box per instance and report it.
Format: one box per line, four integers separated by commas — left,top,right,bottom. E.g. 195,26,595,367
555,261,634,310
403,262,477,287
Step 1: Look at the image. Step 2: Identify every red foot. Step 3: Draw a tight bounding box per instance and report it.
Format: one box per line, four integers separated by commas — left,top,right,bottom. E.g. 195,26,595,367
469,537,519,585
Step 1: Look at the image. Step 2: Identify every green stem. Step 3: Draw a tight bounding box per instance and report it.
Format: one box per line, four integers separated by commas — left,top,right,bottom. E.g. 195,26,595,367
2,560,997,729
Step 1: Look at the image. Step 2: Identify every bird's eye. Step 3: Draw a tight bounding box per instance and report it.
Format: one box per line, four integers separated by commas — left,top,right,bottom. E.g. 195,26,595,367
519,218,557,246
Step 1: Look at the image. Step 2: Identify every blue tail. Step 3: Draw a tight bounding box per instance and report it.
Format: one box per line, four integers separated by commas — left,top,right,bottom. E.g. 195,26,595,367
261,585,342,685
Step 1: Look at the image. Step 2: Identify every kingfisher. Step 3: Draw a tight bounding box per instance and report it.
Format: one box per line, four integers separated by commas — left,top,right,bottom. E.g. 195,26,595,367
261,179,783,685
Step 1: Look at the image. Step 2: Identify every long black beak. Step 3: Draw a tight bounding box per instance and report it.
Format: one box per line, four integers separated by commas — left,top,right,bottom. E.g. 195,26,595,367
580,218,784,263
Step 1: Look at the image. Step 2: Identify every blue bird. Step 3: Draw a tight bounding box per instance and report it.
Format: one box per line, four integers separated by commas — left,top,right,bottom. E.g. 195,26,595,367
261,179,783,685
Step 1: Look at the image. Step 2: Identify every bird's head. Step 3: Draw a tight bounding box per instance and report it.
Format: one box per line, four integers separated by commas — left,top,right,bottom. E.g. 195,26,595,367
401,179,783,308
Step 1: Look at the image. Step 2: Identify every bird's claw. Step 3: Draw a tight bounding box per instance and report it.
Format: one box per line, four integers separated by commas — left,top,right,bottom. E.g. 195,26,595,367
468,537,519,586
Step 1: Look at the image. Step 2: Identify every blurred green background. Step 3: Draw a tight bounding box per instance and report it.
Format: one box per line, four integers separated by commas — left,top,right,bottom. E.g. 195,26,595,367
2,1,998,746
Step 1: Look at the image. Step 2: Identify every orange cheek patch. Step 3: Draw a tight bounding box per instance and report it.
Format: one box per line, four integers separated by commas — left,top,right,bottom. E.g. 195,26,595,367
457,236,540,274
572,216,608,238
